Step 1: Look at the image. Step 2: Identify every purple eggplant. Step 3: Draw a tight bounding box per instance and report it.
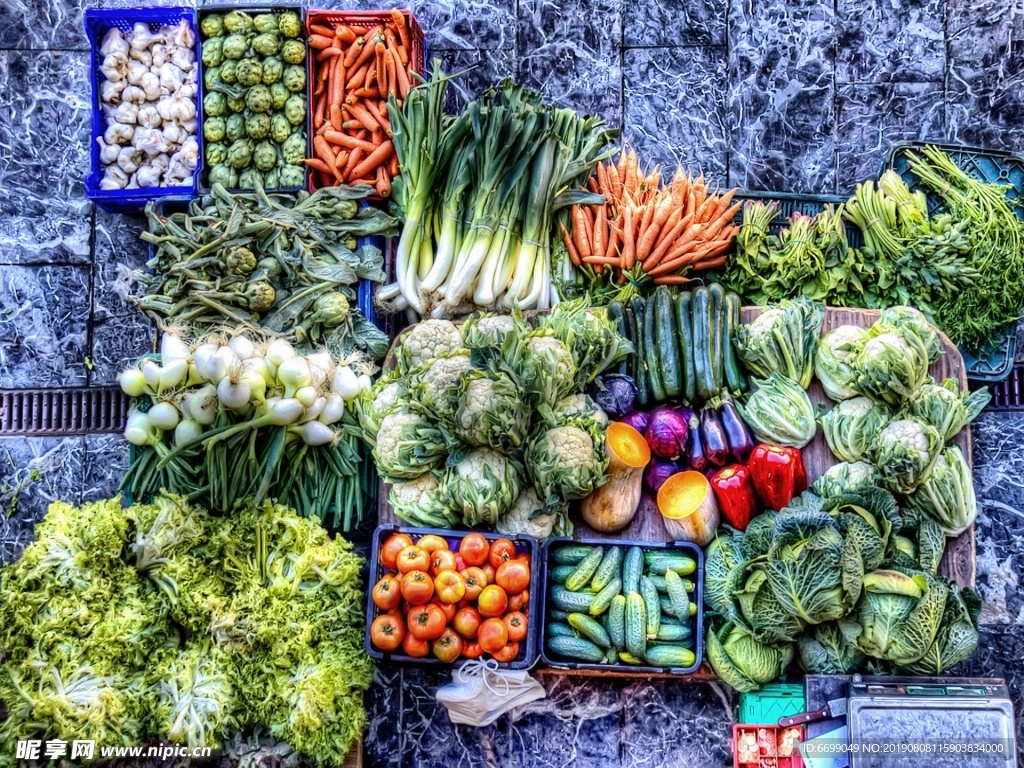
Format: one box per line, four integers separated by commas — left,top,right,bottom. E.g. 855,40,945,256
644,458,686,493
644,407,689,460
701,407,730,468
685,413,709,473
620,410,650,434
719,399,755,463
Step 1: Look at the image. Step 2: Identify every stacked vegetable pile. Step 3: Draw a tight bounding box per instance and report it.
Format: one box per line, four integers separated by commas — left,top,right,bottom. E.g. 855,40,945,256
137,184,396,358
94,21,199,190
0,494,371,765
378,64,618,318
120,330,376,530
357,300,631,537
200,9,308,189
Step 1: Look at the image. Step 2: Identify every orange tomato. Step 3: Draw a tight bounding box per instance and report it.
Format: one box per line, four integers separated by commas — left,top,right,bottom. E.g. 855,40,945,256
462,641,484,659
407,604,447,641
434,570,467,604
402,633,431,658
432,597,457,623
459,533,490,567
380,533,413,570
491,641,520,663
454,555,467,571
430,549,458,576
507,588,529,613
460,567,488,600
495,560,530,595
481,562,496,584
515,552,531,565
396,545,430,573
432,627,463,663
452,606,482,640
477,617,509,653
417,534,449,554
488,538,516,568
370,614,405,651
477,584,508,618
400,570,434,605
503,611,528,642
372,574,402,611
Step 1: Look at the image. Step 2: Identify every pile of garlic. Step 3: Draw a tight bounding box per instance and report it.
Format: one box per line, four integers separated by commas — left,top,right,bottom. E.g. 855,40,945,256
96,21,200,190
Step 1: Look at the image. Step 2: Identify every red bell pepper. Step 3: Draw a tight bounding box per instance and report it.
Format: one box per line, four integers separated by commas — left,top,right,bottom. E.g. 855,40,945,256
747,444,807,511
709,465,758,531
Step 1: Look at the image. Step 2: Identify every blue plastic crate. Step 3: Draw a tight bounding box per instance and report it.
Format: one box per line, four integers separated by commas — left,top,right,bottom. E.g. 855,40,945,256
734,190,863,249
84,8,203,214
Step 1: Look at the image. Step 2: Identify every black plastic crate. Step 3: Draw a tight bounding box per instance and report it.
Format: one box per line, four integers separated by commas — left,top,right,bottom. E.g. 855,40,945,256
539,537,704,675
981,364,1024,411
365,524,541,669
734,190,863,249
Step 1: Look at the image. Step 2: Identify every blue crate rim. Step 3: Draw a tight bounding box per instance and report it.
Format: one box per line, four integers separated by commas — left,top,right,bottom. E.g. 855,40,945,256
538,536,705,676
365,524,541,670
83,7,203,210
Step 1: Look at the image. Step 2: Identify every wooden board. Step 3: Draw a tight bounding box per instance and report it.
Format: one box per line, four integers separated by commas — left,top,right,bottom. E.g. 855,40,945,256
342,739,362,768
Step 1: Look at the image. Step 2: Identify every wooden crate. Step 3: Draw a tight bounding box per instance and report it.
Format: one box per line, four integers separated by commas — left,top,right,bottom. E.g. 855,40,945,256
343,739,362,768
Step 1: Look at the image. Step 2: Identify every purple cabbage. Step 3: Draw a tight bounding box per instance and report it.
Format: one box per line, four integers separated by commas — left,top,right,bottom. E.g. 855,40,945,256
620,410,651,434
588,374,638,420
643,407,690,460
645,458,686,493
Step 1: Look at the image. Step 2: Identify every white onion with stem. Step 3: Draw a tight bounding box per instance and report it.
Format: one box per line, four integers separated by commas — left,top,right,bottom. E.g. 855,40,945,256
119,366,148,397
124,410,162,447
147,401,181,431
294,385,319,408
289,420,335,446
242,356,275,389
265,338,296,369
191,342,219,380
318,393,346,425
217,367,252,411
160,331,190,366
277,357,312,398
187,383,219,426
357,374,373,394
158,358,189,392
228,334,257,361
306,351,333,387
301,396,327,422
331,365,362,402
174,418,204,446
141,359,162,390
205,347,239,384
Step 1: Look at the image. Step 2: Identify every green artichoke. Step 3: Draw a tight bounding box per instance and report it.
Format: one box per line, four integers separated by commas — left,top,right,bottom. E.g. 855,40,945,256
281,131,306,164
281,38,306,64
282,64,306,93
234,57,263,87
270,113,292,144
226,139,254,170
239,169,264,190
279,164,304,187
253,140,277,171
225,113,246,142
225,247,256,276
207,163,236,189
227,94,246,113
205,142,228,166
221,34,249,60
203,65,221,91
201,37,224,67
261,55,283,85
203,92,227,117
245,113,271,141
253,13,278,35
269,82,290,110
277,10,302,38
284,94,306,126
203,116,226,143
199,13,223,38
219,59,238,85
245,85,272,114
222,11,253,35
251,33,280,57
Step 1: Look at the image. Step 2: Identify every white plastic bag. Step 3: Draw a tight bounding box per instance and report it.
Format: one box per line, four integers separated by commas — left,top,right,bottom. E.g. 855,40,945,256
436,659,546,727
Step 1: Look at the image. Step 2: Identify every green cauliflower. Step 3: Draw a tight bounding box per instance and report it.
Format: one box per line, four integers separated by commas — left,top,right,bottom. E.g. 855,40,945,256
408,349,473,415
452,369,531,452
388,473,458,529
869,417,943,494
398,319,463,369
372,404,447,482
820,396,892,463
505,329,578,409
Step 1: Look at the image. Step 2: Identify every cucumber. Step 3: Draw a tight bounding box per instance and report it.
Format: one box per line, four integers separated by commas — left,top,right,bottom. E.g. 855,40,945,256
664,569,692,626
655,621,694,642
547,621,577,639
643,291,667,403
631,297,650,408
654,286,682,399
568,613,611,648
565,546,604,592
724,292,747,395
590,576,622,617
618,651,645,665
647,574,695,593
625,592,648,659
640,575,661,638
547,635,606,663
623,546,644,594
675,291,697,404
608,301,629,376
691,286,716,402
660,596,698,619
553,544,594,565
708,283,726,393
549,608,571,621
644,644,697,668
607,594,627,650
591,546,622,592
551,586,595,613
549,565,576,584
644,552,698,576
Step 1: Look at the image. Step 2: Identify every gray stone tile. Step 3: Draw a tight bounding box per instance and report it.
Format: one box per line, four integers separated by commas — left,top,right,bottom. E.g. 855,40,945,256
93,209,148,322
623,0,726,47
0,266,91,388
623,46,729,183
364,664,404,768
432,48,519,113
836,0,945,83
80,432,130,505
89,312,156,386
0,0,89,51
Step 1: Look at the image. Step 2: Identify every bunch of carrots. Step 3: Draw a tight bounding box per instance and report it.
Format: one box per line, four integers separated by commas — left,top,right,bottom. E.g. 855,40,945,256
305,9,419,196
561,149,741,286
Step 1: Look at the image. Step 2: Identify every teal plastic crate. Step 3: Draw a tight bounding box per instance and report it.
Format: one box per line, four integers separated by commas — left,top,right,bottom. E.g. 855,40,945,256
739,683,806,725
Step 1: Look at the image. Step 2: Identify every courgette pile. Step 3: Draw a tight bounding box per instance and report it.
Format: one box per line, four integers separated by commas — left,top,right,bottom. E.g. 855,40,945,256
614,284,747,408
545,543,698,668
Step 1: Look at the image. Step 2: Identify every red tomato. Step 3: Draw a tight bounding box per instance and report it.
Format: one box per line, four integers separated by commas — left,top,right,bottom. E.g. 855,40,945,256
434,570,467,604
454,555,467,571
372,574,402,611
462,641,484,659
477,618,509,653
477,584,508,618
495,560,530,595
460,567,488,600
370,614,405,651
503,611,528,642
515,552,531,565
459,533,490,567
453,606,482,640
481,562,496,584
417,534,449,555
380,533,413,570
488,538,516,568
407,604,447,641
400,570,434,605
507,589,529,613
432,597,457,623
491,641,520,663
431,549,458,576
396,545,430,573
402,633,431,658
432,627,463,663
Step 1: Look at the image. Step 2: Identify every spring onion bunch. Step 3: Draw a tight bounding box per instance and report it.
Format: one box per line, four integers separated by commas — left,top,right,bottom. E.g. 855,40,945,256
119,330,376,530
381,62,617,318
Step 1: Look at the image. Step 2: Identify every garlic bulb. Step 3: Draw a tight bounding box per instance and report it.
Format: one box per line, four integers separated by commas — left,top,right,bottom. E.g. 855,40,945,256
111,101,138,125
100,165,129,190
136,164,163,187
100,52,128,82
130,22,157,52
171,46,195,72
170,20,194,49
125,173,140,190
137,104,162,129
180,117,197,135
133,127,169,157
158,63,184,93
99,28,129,58
101,78,125,105
139,71,161,101
161,122,186,145
151,43,170,68
129,47,152,67
121,84,146,106
104,121,134,145
117,145,143,174
126,59,148,86
96,136,121,165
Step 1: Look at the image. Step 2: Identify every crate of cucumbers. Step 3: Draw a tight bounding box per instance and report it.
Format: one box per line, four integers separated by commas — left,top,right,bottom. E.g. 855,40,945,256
540,538,704,674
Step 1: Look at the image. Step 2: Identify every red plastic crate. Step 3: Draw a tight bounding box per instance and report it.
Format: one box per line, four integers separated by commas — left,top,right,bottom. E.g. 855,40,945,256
732,724,806,768
304,9,425,196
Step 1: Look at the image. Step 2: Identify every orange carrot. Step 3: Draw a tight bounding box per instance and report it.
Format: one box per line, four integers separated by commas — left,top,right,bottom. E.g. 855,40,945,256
346,63,371,90
328,104,341,132
342,146,365,178
343,38,364,67
314,93,327,129
582,255,622,267
637,195,674,266
653,274,692,285
349,140,394,179
587,177,600,194
637,202,656,245
334,149,349,169
314,136,343,183
345,102,380,132
560,222,582,267
315,48,344,62
352,31,381,71
391,48,410,97
621,206,636,269
389,154,399,177
383,41,397,96
376,166,392,197
391,9,410,63
374,42,388,94
304,158,334,175
605,219,622,261
309,34,335,50
644,211,694,268
365,101,390,133
335,25,357,44
310,23,335,37
324,131,375,151
593,204,606,259
617,151,628,186
572,205,592,259
691,253,729,271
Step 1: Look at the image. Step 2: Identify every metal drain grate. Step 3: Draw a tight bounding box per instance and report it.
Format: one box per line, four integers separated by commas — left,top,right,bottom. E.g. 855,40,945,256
0,388,131,436
981,366,1024,411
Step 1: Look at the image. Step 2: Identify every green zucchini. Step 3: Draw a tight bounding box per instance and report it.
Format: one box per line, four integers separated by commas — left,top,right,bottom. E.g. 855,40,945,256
608,301,629,376
675,291,697,404
631,297,650,408
655,621,693,642
553,545,593,565
724,292,747,394
565,546,604,592
551,586,595,613
640,575,661,638
643,291,666,403
691,286,716,402
591,546,622,592
625,592,647,658
590,576,622,616
607,594,627,650
547,635,606,663
547,621,577,638
664,569,692,625
568,613,611,648
708,283,725,393
618,651,645,665
550,565,576,584
644,552,698,576
644,643,696,668
659,596,698,619
623,546,644,594
654,286,682,399
648,574,695,593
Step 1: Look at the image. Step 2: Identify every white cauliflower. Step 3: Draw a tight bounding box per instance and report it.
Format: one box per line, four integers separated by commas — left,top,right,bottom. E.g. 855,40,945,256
373,407,446,481
553,394,608,427
525,425,608,505
412,351,472,412
453,371,530,451
815,325,867,401
400,320,463,369
496,487,567,540
442,448,523,527
869,417,943,494
388,473,457,528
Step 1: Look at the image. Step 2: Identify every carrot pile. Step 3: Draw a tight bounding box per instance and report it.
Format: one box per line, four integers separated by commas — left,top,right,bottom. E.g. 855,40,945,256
305,9,418,196
561,149,741,285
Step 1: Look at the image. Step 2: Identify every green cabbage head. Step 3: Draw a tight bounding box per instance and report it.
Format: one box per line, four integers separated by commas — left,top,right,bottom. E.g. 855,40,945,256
815,325,867,401
705,620,793,692
901,445,977,536
907,377,991,442
820,396,892,463
850,568,947,665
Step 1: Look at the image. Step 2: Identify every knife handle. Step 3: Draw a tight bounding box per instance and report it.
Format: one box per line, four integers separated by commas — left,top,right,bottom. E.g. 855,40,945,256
779,706,828,727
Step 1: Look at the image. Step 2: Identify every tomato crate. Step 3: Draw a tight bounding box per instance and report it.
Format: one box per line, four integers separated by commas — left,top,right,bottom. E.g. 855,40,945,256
733,190,864,249
538,537,704,676
366,525,541,669
732,724,806,768
84,7,203,213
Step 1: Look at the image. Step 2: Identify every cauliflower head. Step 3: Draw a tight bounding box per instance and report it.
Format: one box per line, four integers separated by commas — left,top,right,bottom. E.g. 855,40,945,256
869,417,943,494
356,371,407,443
460,312,526,350
388,473,458,529
851,331,930,407
505,330,578,408
399,319,463,370
811,460,881,499
552,393,608,428
409,349,472,415
495,487,571,540
815,325,867,401
372,406,447,482
453,370,531,452
820,396,891,463
525,423,609,507
442,448,523,527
